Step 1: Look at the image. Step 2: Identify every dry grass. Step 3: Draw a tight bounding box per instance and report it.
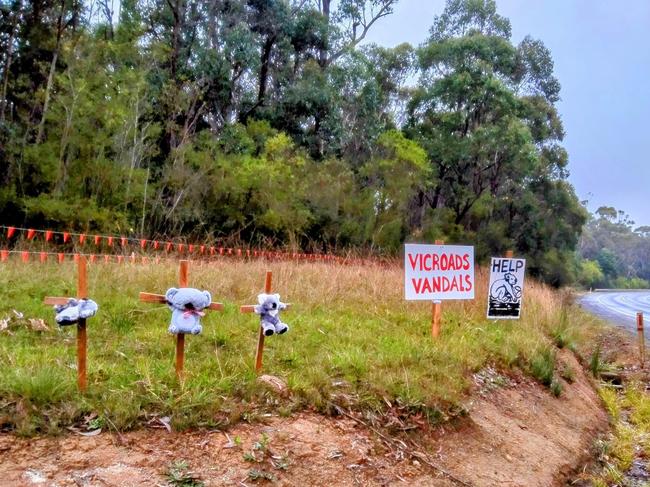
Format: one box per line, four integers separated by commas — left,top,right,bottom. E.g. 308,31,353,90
0,257,600,435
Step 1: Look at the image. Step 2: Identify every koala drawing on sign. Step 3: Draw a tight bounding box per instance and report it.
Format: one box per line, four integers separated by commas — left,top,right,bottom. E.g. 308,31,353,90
165,287,212,335
254,293,289,336
489,273,522,303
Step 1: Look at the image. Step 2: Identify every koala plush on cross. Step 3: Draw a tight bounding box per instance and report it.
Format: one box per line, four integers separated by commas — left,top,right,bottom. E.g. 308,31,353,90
165,287,212,335
254,293,289,336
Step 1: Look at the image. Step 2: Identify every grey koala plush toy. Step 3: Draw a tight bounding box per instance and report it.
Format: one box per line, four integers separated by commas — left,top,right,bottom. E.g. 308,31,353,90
54,298,99,326
254,293,289,336
165,287,211,335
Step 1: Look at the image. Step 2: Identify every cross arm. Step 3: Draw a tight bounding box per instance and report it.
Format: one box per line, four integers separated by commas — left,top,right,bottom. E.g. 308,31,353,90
139,292,224,311
44,296,73,305
240,304,292,313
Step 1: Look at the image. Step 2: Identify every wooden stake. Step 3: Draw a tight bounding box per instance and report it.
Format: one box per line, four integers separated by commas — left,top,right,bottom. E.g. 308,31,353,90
76,256,88,392
637,312,645,369
432,239,444,338
254,271,273,372
44,256,89,391
175,260,189,379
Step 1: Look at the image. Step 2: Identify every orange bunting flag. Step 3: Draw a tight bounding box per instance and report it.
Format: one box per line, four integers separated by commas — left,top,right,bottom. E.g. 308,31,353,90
166,242,172,252
79,234,86,244
188,244,194,253
7,227,15,238
40,252,47,263
107,236,113,246
90,254,96,263
219,247,224,255
27,229,36,240
117,255,124,264
63,232,70,243
200,245,205,254
154,241,159,250
121,237,127,247
104,255,110,263
94,235,101,245
45,230,53,241
21,251,29,263
130,254,136,263
246,249,250,257
178,244,184,253
1,250,8,261
140,239,146,249
73,254,79,263
57,253,65,264
210,246,215,255
228,248,233,255
155,257,161,264
237,249,242,256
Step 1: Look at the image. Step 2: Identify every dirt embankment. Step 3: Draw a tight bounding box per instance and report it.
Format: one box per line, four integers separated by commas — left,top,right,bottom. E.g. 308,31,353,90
0,350,606,487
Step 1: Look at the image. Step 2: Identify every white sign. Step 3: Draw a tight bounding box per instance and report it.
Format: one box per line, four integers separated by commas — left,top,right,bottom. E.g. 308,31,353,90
404,244,475,300
487,257,526,319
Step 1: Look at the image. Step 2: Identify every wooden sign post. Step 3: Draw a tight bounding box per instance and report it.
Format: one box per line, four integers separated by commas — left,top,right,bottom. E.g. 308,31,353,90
43,256,89,392
637,312,645,368
431,239,444,338
240,270,291,373
139,260,223,379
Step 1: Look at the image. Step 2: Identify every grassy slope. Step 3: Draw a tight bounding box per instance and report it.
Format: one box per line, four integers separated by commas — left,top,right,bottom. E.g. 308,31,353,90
0,258,600,435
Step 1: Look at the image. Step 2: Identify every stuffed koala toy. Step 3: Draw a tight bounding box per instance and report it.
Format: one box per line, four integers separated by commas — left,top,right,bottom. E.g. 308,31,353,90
254,293,289,336
165,287,211,335
54,298,99,326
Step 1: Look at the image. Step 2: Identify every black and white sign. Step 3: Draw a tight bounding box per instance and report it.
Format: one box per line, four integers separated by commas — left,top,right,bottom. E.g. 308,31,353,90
487,257,526,319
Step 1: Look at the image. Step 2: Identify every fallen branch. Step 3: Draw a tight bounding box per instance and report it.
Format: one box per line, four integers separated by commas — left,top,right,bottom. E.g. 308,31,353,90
328,401,474,487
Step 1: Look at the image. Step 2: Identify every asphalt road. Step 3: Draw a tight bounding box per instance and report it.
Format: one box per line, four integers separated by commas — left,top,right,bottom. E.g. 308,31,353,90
579,291,650,331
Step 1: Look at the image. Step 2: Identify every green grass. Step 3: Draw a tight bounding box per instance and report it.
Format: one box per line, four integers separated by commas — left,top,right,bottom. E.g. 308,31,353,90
588,383,650,485
0,259,601,435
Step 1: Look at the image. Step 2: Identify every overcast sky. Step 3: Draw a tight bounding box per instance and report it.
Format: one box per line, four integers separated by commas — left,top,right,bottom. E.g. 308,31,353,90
364,0,650,227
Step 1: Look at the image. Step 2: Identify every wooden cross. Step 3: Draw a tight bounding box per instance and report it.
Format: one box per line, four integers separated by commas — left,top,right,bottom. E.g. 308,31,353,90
240,270,291,373
139,260,223,379
43,256,90,391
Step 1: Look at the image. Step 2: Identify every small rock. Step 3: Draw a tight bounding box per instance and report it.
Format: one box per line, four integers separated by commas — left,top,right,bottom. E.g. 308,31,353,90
258,375,288,397
23,469,47,484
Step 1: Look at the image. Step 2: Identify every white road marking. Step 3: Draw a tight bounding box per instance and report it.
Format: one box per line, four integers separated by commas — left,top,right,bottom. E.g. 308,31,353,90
580,291,650,328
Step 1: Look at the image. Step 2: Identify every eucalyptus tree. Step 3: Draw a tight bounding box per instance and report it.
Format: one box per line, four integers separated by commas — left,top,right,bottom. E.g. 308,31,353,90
404,0,585,283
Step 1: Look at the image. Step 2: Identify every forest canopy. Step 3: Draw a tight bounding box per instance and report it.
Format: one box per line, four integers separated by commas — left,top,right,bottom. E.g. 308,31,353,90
0,0,595,285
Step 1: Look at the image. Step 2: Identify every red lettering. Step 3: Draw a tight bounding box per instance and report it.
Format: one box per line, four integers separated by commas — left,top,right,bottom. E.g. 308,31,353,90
422,278,432,293
464,274,473,291
433,276,441,292
411,278,422,294
440,254,448,270
408,253,419,271
450,276,459,292
462,254,470,270
432,254,439,270
442,276,450,292
423,254,432,271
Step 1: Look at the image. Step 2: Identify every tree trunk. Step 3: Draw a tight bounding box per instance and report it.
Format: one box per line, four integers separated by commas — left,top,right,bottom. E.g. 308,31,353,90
0,2,20,123
318,0,330,67
36,0,66,143
257,36,275,105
